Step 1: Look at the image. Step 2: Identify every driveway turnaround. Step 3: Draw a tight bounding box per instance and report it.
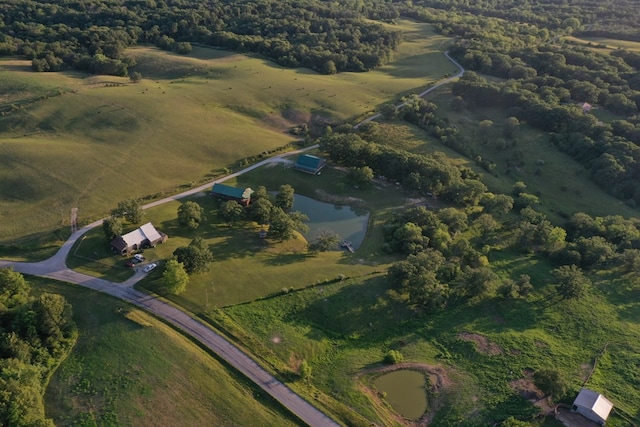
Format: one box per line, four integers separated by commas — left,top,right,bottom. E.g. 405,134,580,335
0,51,464,427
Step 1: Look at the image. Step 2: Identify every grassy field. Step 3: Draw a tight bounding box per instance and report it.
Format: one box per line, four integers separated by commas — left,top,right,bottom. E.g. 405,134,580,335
415,88,640,222
564,36,640,52
0,19,453,250
33,277,302,426
220,251,640,425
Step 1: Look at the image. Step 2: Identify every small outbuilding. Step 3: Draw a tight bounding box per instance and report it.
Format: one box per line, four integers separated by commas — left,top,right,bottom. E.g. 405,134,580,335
572,388,613,426
294,154,327,175
111,222,167,255
211,183,254,206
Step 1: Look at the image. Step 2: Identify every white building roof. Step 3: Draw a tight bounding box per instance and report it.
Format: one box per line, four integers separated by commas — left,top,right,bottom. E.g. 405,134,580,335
121,222,161,247
574,388,614,420
140,222,162,242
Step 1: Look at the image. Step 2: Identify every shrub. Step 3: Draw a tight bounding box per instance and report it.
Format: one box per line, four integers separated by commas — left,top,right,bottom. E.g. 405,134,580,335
384,350,404,364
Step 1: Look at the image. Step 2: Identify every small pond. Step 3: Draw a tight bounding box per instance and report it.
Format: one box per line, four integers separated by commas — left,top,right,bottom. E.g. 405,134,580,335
292,194,369,249
374,370,428,420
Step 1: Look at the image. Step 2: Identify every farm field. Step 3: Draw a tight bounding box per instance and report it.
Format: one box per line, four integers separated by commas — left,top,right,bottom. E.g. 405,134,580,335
34,277,302,427
0,19,453,252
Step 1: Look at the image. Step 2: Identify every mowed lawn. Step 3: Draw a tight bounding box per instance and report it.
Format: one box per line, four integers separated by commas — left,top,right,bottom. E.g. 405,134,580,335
35,277,302,427
0,19,453,249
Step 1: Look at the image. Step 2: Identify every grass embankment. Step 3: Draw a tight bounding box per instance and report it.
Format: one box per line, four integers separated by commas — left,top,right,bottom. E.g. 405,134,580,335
0,19,452,251
36,277,302,426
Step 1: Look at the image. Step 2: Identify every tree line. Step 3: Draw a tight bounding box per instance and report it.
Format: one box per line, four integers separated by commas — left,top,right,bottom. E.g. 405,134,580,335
0,0,401,75
0,268,76,427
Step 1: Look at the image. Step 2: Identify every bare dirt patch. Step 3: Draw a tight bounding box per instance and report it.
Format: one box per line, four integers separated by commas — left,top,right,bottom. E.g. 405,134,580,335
357,363,453,426
458,332,503,355
509,375,555,415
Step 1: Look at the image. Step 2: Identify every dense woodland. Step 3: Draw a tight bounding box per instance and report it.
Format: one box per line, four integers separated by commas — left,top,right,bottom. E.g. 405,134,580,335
1,0,639,203
0,269,76,427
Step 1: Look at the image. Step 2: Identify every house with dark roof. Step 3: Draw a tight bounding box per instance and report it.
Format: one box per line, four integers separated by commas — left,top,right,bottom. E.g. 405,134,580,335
211,183,254,206
572,388,614,426
294,154,327,175
110,222,167,255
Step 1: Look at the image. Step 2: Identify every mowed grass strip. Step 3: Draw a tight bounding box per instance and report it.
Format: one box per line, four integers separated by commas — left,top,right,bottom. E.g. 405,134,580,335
36,277,303,427
0,19,453,247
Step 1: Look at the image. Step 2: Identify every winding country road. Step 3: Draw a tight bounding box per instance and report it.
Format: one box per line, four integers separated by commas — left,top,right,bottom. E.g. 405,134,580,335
0,51,464,427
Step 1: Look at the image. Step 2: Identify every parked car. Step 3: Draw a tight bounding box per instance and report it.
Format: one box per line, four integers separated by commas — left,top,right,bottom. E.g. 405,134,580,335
125,261,135,268
143,263,157,273
134,254,145,262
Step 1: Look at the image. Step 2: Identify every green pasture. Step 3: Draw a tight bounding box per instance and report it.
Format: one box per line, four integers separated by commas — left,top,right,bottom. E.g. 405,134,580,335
0,19,454,249
420,88,639,222
221,251,640,425
564,36,640,52
34,277,301,427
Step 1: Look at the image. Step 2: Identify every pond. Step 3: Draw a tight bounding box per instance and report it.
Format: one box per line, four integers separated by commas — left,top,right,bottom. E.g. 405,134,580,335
374,370,428,420
292,194,369,250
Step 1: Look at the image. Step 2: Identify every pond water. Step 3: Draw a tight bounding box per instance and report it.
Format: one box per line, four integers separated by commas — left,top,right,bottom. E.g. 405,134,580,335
374,370,428,420
292,194,369,249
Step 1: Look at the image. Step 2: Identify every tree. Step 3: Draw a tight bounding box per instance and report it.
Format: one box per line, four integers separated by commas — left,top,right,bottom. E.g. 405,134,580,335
268,207,295,240
0,268,30,310
173,237,213,274
299,360,312,380
249,197,273,224
33,293,73,346
347,166,374,189
163,259,189,295
251,186,269,202
321,59,337,75
111,198,143,224
553,265,590,300
102,216,123,241
380,103,398,120
177,201,204,230
129,71,142,82
384,350,404,364
310,231,341,252
275,184,295,211
288,211,310,235
219,200,245,224
504,116,520,138
393,222,429,254
477,119,494,144
533,368,567,400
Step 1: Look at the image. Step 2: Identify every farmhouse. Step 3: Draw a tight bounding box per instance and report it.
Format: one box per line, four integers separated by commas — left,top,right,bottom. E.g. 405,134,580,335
211,183,254,206
572,388,614,426
294,154,327,175
110,222,167,255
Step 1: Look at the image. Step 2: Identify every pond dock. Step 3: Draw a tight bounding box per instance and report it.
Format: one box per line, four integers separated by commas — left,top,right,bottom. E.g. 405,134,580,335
340,240,355,253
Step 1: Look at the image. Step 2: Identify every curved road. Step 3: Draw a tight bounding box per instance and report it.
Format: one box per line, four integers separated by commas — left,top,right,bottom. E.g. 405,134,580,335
354,51,464,129
0,51,464,427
